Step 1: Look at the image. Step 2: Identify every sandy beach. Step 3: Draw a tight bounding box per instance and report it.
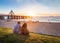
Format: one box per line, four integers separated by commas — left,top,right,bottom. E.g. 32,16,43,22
0,20,60,36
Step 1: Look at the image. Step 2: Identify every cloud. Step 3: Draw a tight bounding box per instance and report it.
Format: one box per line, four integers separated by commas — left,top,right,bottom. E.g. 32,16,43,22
17,3,50,13
15,0,60,14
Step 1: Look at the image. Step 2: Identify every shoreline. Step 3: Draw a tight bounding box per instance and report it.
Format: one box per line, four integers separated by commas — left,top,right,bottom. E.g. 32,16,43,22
0,20,60,36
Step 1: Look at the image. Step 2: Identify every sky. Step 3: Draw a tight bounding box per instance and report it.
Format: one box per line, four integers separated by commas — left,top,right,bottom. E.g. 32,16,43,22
0,0,60,16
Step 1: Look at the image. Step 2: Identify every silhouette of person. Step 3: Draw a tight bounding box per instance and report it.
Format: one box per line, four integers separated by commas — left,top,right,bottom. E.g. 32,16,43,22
13,21,21,34
21,23,29,35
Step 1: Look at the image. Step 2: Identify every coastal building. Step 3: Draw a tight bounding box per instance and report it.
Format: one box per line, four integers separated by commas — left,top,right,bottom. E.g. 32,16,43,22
0,10,32,20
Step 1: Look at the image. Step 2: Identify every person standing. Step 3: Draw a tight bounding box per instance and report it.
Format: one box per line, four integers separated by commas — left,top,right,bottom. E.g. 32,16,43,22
13,21,21,34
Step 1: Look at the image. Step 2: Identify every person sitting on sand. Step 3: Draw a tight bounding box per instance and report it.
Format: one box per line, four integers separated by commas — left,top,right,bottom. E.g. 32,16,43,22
13,21,21,34
21,23,29,35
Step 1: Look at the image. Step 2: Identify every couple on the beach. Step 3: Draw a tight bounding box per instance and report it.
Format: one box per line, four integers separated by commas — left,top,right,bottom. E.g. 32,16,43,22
13,21,29,35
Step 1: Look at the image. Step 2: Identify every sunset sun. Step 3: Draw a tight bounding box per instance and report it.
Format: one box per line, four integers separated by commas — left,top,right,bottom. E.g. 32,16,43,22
27,13,35,16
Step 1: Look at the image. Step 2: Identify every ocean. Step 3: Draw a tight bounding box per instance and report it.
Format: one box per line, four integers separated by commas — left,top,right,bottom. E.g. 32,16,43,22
31,16,60,22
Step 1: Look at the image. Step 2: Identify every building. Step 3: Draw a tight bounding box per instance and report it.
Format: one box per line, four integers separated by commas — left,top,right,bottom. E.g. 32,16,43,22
0,10,32,20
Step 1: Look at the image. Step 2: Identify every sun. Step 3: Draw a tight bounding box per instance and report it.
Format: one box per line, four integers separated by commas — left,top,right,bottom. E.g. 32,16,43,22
27,12,36,16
